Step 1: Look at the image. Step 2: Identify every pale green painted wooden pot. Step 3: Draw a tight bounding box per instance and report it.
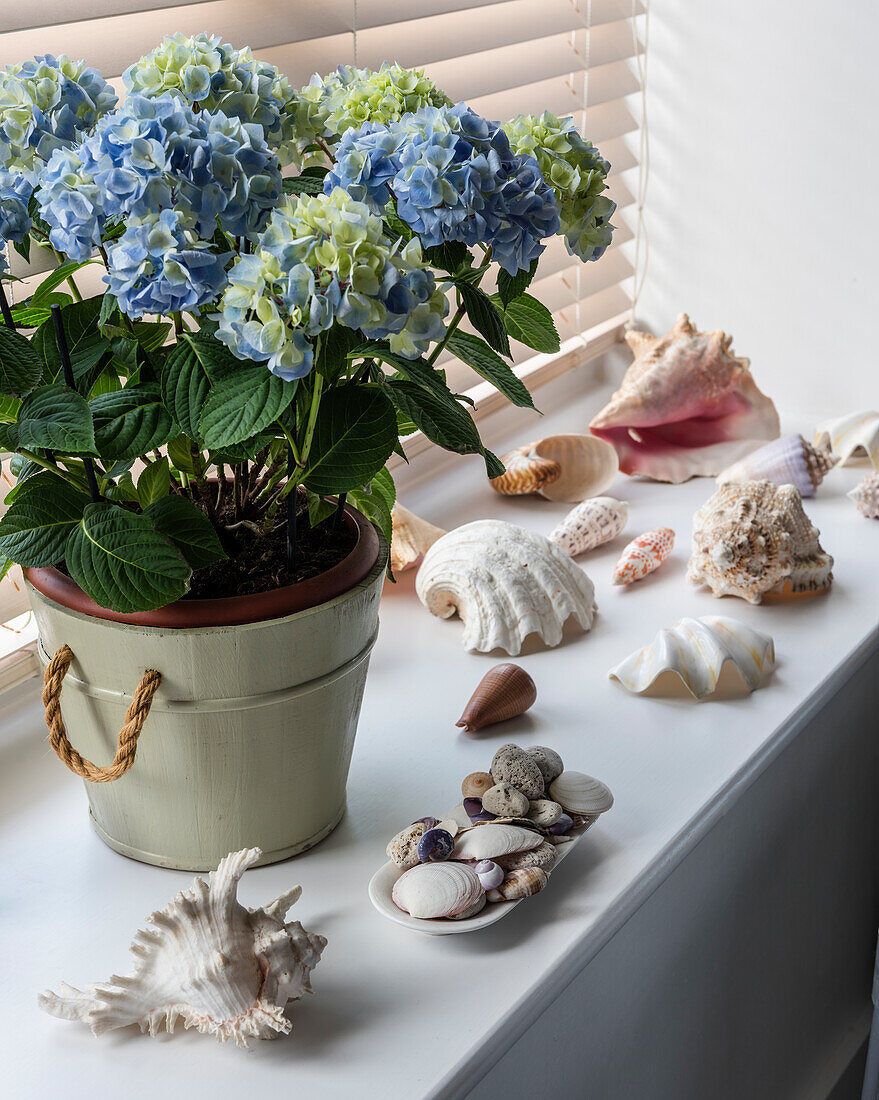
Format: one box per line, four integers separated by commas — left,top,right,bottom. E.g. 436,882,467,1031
25,510,386,871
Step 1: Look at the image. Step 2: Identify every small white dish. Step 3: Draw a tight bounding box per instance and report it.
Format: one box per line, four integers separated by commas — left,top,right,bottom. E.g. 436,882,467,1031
368,809,594,936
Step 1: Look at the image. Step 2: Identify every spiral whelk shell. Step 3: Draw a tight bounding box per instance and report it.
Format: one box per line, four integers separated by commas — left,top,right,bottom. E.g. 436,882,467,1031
390,503,446,572
717,434,837,497
849,472,879,518
814,411,879,468
549,496,628,557
490,434,618,501
456,663,537,732
612,527,675,585
688,481,833,603
415,520,596,655
608,615,776,699
38,848,325,1048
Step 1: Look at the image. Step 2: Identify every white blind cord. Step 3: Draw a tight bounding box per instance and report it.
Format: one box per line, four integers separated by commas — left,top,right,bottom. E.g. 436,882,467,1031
630,0,651,326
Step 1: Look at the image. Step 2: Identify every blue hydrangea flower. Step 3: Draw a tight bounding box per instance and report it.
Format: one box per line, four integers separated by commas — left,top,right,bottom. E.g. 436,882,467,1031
325,103,559,274
0,54,116,178
37,94,282,263
123,34,297,163
104,209,230,317
216,189,447,380
0,167,33,244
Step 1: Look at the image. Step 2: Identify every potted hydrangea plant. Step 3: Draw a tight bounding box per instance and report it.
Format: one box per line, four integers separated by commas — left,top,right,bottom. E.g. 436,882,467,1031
0,36,615,870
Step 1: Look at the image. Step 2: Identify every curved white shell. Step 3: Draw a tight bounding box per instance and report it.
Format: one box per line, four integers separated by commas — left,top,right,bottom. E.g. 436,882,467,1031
391,861,484,919
390,503,446,572
491,434,619,501
814,411,879,468
608,615,775,699
849,472,879,518
415,520,596,654
451,823,543,861
548,496,628,557
717,434,837,498
548,772,614,815
38,849,325,1047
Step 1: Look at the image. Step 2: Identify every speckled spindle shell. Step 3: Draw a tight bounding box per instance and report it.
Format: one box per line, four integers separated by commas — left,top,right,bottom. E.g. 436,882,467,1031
456,663,537,732
486,867,549,902
612,527,675,585
849,472,879,518
549,497,628,557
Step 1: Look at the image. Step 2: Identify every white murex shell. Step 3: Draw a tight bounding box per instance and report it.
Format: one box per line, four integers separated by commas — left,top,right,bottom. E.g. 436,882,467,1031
38,848,326,1048
451,823,543,861
608,615,776,699
392,861,484,919
548,496,628,557
415,520,596,654
814,411,879,468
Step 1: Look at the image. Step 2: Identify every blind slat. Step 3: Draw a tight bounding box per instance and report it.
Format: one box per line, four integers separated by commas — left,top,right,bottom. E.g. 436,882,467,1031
465,58,640,121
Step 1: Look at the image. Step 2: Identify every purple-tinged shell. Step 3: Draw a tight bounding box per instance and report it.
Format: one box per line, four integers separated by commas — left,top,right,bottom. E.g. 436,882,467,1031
548,813,573,835
464,797,497,823
412,816,439,830
717,433,837,498
417,828,455,863
474,860,504,890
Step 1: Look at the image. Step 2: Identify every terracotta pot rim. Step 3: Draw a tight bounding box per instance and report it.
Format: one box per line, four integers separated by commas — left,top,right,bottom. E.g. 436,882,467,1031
24,505,381,629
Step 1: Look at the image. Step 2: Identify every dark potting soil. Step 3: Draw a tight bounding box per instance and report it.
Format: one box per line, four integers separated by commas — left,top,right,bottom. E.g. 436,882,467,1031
185,510,356,600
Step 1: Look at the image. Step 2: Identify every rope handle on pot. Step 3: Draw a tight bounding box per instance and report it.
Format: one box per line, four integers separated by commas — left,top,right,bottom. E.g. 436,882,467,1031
42,644,162,783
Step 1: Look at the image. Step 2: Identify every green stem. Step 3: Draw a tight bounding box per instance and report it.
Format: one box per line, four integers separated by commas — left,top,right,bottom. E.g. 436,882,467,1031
17,450,89,491
172,312,183,337
298,375,324,468
278,422,302,468
426,298,465,366
49,248,83,302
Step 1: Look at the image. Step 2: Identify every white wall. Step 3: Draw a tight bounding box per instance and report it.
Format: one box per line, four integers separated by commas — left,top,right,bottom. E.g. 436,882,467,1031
636,0,879,417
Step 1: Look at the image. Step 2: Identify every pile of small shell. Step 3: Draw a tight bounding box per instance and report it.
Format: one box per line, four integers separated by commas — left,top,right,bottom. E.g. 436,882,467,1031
387,744,613,922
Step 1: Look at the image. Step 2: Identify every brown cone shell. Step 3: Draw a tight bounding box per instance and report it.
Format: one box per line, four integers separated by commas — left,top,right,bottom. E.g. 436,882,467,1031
456,663,537,732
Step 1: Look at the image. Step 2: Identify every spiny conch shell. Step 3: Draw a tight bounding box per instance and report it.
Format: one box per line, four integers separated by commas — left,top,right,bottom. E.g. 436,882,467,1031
687,481,833,603
391,862,484,919
549,496,628,557
415,520,596,655
849,472,879,518
38,849,325,1048
814,411,879,468
589,314,780,482
455,663,537,732
390,503,446,572
612,527,675,585
486,867,549,902
451,823,543,861
549,772,615,816
717,434,837,497
490,434,618,501
608,616,776,699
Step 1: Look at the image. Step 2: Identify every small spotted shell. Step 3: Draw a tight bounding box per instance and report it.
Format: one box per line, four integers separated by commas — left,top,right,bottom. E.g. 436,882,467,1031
549,497,628,557
612,527,675,585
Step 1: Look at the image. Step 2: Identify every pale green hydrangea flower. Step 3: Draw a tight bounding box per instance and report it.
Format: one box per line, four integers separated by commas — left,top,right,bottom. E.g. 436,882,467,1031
504,111,615,262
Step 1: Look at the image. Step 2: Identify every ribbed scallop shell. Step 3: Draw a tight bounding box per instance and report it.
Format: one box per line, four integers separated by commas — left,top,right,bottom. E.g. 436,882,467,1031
549,496,628,557
415,520,596,654
814,411,879,468
548,772,615,816
688,481,833,603
38,849,325,1047
451,823,543,861
392,862,484,919
608,615,775,698
717,434,837,497
390,503,446,572
849,472,879,518
491,434,618,501
456,663,537,731
612,527,675,585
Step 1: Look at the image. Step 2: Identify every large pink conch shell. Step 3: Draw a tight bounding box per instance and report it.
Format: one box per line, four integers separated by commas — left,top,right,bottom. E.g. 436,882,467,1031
590,314,780,483
612,527,675,585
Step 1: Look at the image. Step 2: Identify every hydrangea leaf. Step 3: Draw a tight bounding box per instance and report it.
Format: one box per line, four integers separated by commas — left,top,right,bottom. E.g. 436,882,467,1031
0,327,43,397
90,384,175,461
200,368,296,449
301,386,398,496
500,294,560,354
14,384,96,453
34,298,110,385
144,495,226,569
497,259,539,307
455,282,511,358
0,473,89,566
445,331,536,410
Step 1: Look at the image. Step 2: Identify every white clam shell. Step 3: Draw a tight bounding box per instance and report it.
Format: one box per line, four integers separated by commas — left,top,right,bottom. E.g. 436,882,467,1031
451,823,543,861
391,861,484,919
415,520,596,654
608,615,775,699
549,772,614,816
38,849,326,1047
549,497,628,557
814,411,879,468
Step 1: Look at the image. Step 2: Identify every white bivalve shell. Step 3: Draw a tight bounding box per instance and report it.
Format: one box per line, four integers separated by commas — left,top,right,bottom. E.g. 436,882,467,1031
415,520,596,654
391,861,484,919
608,615,776,699
549,496,628,557
549,771,614,816
451,823,543,861
814,411,879,468
490,434,618,501
38,848,326,1048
